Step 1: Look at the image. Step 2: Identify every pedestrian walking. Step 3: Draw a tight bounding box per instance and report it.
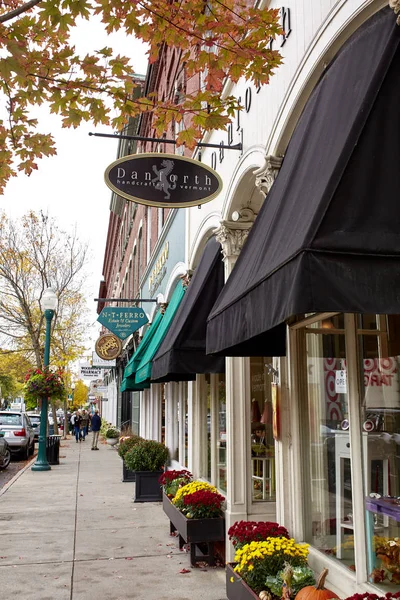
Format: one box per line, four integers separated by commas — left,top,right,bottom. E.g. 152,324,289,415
67,411,72,434
91,409,101,450
73,411,82,443
81,410,89,441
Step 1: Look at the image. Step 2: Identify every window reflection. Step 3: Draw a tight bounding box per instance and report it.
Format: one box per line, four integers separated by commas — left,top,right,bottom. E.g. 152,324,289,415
360,315,400,588
250,357,275,502
303,326,354,566
217,375,226,492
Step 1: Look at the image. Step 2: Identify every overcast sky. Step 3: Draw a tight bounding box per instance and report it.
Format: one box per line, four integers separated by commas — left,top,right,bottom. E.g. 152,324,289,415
0,19,149,357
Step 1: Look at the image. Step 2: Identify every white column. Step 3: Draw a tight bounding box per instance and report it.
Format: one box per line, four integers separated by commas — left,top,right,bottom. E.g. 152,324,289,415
215,218,254,562
165,382,179,464
150,384,162,441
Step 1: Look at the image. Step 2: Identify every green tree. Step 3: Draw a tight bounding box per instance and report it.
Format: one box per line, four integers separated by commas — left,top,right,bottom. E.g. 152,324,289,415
72,380,89,410
0,349,33,406
0,0,283,192
0,211,90,420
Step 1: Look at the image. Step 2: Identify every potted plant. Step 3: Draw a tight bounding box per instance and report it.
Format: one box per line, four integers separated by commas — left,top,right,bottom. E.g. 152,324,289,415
228,520,290,550
124,439,169,502
118,435,144,481
105,426,120,446
227,535,311,600
162,479,226,566
159,469,192,499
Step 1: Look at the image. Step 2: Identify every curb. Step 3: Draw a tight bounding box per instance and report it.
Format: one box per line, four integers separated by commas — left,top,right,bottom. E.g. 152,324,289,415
0,455,37,498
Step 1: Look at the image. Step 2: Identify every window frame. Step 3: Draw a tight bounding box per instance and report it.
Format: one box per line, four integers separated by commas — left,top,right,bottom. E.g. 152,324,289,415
289,313,369,585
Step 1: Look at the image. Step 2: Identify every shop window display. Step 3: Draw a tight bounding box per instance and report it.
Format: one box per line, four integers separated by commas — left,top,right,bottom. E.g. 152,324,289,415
205,374,211,482
183,383,188,467
297,313,400,587
359,315,400,588
161,383,166,445
250,357,275,502
177,382,188,468
302,320,353,564
217,374,226,492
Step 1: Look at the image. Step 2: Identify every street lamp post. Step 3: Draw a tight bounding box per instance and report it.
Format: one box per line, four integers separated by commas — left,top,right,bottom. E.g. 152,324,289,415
32,288,58,472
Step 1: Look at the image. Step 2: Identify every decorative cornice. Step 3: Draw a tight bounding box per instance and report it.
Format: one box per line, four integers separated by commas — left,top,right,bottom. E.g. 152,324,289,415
390,0,400,25
254,155,283,195
214,219,254,260
159,302,168,314
180,271,192,289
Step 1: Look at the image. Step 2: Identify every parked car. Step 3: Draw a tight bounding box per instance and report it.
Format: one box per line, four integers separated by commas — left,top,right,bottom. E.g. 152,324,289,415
0,412,35,459
0,432,11,469
26,412,41,440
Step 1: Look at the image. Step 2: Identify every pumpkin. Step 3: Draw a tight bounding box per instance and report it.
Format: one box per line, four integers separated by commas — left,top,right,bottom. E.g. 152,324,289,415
295,569,339,600
259,592,272,600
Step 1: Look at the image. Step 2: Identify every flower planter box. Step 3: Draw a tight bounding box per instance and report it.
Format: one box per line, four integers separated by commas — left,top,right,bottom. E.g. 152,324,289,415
134,471,163,502
163,493,225,566
226,563,259,600
122,462,136,482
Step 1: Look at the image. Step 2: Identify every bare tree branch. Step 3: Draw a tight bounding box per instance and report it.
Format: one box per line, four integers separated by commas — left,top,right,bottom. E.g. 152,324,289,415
0,0,42,23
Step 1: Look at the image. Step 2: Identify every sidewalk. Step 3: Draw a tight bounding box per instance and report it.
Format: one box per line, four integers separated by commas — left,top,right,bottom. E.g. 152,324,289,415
0,436,226,600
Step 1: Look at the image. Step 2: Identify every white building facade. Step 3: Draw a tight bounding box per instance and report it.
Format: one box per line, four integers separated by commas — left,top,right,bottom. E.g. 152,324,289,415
152,1,400,597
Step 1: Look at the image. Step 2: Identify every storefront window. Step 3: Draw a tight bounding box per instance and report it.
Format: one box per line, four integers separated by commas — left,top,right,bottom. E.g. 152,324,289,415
297,313,400,581
359,315,400,587
302,319,354,565
161,383,165,444
250,357,275,502
217,374,226,492
204,374,211,482
183,382,188,468
132,392,140,436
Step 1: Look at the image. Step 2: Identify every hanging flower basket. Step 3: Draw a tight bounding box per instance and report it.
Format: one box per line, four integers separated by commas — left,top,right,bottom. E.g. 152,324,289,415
24,368,66,403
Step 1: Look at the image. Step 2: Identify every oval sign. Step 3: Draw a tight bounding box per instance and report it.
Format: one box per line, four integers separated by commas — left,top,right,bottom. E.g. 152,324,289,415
95,333,122,360
104,153,223,208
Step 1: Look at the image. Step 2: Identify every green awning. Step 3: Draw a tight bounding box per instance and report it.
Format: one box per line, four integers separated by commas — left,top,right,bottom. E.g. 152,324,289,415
123,311,164,379
120,375,150,392
120,311,164,392
135,281,186,384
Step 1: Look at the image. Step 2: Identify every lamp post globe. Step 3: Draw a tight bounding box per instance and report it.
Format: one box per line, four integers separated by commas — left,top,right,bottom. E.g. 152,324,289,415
32,287,58,472
41,288,57,311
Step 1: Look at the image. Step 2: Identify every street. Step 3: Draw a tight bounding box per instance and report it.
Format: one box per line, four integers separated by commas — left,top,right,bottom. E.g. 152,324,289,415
0,448,38,489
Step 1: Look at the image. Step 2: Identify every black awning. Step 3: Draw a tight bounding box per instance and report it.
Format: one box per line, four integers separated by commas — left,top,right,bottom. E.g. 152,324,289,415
152,237,225,381
207,7,400,357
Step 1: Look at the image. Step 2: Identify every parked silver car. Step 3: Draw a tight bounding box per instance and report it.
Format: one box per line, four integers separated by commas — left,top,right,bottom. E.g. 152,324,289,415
0,432,11,469
0,412,35,459
26,412,41,440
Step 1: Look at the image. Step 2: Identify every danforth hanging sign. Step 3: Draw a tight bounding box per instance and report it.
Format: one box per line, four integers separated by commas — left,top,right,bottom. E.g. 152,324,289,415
97,307,149,340
104,153,223,208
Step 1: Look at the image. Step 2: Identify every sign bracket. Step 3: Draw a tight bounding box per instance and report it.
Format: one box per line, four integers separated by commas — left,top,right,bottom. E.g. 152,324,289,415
89,132,242,151
94,298,157,303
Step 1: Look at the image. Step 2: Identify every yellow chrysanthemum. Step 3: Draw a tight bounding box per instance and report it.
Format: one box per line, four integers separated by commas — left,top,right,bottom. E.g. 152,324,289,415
173,480,218,504
233,537,309,575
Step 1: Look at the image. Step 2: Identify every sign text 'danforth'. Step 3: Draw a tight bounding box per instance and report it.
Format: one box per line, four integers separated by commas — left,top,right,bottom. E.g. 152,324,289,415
104,153,222,208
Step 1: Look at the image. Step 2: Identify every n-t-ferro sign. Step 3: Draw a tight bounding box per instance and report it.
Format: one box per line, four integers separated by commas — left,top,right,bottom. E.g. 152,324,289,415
97,307,149,340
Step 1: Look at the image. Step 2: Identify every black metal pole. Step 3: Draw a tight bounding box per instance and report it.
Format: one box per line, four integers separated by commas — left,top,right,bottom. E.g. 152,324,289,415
32,309,53,471
94,298,157,303
89,132,242,151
